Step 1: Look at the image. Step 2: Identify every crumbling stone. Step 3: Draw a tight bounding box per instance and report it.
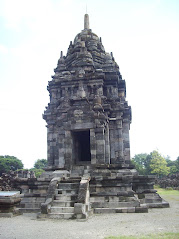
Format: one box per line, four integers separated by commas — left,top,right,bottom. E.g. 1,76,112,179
155,173,179,190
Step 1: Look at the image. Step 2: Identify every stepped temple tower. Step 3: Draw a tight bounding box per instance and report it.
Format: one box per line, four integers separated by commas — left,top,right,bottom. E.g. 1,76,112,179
43,14,131,170
39,14,169,219
3,14,168,219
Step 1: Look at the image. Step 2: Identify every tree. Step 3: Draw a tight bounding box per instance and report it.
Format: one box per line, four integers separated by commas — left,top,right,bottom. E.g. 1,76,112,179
169,165,178,174
149,150,170,177
30,159,47,178
34,159,47,169
175,157,179,171
164,156,179,174
165,156,175,167
0,155,23,176
131,153,148,175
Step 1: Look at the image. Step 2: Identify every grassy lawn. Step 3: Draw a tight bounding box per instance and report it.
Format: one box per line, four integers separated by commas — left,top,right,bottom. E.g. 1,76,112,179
154,187,179,196
105,232,179,239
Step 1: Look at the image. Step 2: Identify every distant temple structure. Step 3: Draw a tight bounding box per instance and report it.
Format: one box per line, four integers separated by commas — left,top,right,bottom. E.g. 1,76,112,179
43,14,131,170
0,15,169,219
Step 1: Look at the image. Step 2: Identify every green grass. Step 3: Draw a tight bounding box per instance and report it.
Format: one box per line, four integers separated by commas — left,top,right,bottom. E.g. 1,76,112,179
105,232,179,239
154,187,179,196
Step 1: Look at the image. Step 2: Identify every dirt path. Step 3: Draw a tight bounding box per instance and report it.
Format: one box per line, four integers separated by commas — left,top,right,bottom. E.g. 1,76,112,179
0,194,178,239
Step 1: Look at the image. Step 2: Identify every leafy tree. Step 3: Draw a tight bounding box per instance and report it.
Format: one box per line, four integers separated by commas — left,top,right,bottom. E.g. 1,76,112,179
131,153,153,175
34,159,47,169
143,153,153,175
165,156,175,167
149,150,170,177
175,157,179,171
132,152,179,176
165,156,179,174
28,159,47,178
0,155,23,176
131,153,148,175
169,165,178,174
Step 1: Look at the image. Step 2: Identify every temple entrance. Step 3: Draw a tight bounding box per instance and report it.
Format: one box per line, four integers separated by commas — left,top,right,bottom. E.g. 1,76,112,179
72,130,91,163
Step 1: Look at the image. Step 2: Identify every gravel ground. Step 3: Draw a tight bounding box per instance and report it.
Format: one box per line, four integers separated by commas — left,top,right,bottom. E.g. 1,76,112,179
0,194,178,239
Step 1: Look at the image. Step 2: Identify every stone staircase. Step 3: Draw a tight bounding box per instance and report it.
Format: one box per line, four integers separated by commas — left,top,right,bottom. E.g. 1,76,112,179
48,177,81,219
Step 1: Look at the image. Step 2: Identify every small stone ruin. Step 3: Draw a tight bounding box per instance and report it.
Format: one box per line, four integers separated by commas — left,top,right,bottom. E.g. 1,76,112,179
0,14,169,219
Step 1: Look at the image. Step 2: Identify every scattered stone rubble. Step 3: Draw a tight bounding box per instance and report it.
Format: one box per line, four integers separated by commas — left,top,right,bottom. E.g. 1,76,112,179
155,173,179,190
0,170,35,191
0,171,17,191
0,14,169,219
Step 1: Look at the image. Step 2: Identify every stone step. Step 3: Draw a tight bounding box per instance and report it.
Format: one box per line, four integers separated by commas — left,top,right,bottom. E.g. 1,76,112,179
55,194,78,201
147,201,169,208
52,200,75,207
91,173,133,178
37,177,51,182
90,185,132,191
58,183,79,190
91,201,140,208
70,171,84,176
56,189,78,195
18,208,40,213
51,206,74,213
70,173,83,177
94,206,148,214
144,198,162,203
20,197,46,203
19,202,42,208
90,196,138,203
71,166,85,170
90,183,131,187
90,191,134,197
23,193,47,197
48,213,75,219
27,185,49,190
60,177,81,183
31,189,48,194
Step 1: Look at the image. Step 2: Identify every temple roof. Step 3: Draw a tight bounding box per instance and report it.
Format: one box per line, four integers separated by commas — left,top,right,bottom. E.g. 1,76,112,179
55,14,120,74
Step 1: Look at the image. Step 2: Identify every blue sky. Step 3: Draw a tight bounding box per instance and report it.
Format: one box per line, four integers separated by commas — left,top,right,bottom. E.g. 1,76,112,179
0,0,179,168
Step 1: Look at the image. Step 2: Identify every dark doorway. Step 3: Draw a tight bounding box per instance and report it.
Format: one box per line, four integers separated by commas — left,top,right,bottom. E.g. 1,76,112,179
73,130,91,162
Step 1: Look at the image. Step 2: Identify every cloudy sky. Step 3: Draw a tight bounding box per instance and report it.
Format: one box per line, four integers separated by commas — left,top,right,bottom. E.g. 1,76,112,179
0,0,179,168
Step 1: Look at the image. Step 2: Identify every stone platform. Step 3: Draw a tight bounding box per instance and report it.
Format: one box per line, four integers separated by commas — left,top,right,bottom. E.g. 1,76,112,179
35,166,169,219
0,191,21,217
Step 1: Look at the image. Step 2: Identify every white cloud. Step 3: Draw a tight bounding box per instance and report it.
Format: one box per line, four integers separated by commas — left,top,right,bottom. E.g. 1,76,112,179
0,44,8,54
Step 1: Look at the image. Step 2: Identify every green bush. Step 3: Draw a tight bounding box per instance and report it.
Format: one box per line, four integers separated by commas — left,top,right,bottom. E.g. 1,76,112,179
30,168,44,178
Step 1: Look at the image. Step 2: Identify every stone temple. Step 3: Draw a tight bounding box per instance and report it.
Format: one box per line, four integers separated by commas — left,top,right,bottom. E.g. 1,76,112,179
0,14,169,219
40,14,169,218
44,14,131,170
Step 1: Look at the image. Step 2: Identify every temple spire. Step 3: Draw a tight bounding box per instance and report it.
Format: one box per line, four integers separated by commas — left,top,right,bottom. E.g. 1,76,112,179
84,14,90,29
